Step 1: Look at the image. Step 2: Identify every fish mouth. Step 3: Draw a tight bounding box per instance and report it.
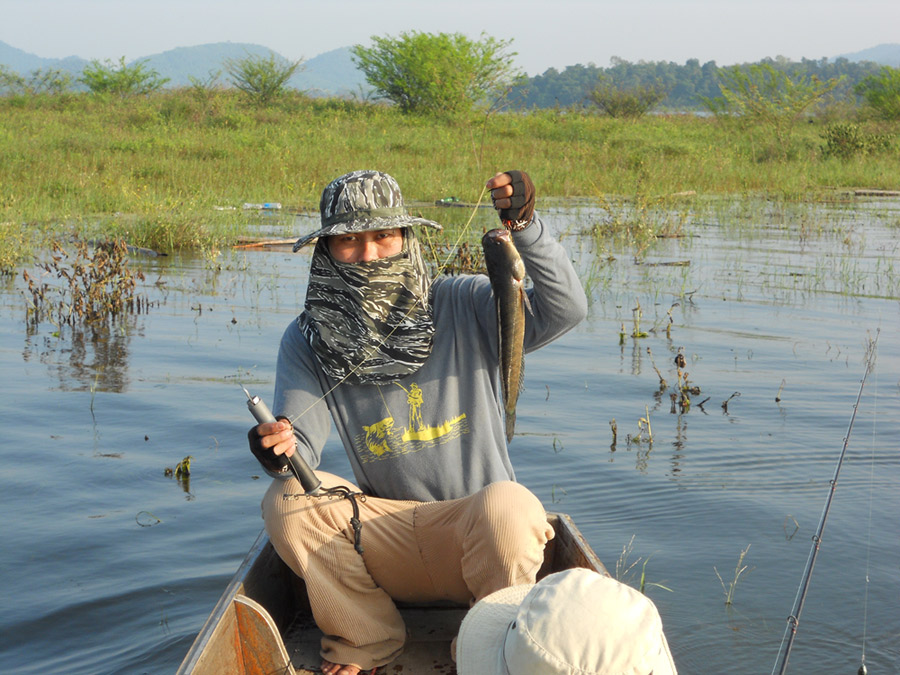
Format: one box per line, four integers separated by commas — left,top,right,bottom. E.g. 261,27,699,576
482,228,512,244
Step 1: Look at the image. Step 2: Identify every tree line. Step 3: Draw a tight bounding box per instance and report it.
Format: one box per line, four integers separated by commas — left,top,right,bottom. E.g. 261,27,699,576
508,55,886,110
1,32,898,122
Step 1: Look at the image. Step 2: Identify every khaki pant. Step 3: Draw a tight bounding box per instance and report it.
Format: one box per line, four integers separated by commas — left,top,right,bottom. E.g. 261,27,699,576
261,471,554,671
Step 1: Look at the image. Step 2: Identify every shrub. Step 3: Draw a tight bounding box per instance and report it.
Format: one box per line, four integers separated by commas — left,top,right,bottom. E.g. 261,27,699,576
588,80,667,118
821,122,895,158
703,64,841,157
854,66,900,120
0,66,73,96
79,57,169,96
224,52,304,106
351,31,522,115
0,221,31,273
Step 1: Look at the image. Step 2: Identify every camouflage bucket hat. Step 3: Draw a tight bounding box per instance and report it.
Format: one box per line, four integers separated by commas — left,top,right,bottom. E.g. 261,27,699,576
292,170,442,251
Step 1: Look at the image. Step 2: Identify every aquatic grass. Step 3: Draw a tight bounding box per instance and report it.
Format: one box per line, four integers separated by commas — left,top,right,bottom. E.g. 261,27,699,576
23,237,153,329
1,91,898,247
89,372,99,421
624,405,653,446
0,220,32,273
714,545,753,605
615,535,673,594
3,92,899,289
616,534,640,582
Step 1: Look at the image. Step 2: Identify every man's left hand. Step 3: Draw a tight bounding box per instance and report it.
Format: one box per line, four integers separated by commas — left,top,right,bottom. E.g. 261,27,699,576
487,170,535,226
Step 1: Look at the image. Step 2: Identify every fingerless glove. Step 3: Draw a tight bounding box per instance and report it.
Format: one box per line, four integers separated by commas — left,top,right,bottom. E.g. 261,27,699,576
497,170,535,225
248,419,291,474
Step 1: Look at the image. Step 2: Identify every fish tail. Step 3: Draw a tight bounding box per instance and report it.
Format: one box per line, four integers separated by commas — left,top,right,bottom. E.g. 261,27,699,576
505,410,516,443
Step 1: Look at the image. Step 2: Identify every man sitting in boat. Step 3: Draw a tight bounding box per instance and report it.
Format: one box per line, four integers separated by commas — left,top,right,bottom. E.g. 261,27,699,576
248,169,587,675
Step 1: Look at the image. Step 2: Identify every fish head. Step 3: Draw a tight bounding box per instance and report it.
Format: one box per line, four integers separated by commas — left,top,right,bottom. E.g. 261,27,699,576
482,227,512,247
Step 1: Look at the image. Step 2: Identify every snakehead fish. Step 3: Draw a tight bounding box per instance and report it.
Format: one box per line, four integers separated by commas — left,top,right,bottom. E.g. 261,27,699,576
482,228,532,442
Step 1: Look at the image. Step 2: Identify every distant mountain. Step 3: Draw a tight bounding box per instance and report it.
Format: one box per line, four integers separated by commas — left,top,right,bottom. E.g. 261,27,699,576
299,47,368,97
0,40,368,96
835,43,900,66
139,43,368,94
139,42,275,87
3,39,898,98
0,40,88,79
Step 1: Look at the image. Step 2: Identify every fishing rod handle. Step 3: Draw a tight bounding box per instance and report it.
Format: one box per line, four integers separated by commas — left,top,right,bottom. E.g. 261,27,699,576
246,393,322,496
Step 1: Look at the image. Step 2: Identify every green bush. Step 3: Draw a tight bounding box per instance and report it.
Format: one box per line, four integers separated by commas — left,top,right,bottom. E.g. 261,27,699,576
821,122,895,158
224,52,303,106
79,57,169,96
351,31,522,115
588,80,667,118
0,66,73,96
704,64,841,158
855,66,900,120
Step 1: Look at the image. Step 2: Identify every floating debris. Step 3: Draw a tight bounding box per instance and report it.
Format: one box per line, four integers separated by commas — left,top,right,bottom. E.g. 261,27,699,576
136,511,162,527
776,379,786,402
242,202,282,210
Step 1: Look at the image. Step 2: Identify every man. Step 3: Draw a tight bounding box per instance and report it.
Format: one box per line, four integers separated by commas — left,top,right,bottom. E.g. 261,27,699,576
249,169,587,675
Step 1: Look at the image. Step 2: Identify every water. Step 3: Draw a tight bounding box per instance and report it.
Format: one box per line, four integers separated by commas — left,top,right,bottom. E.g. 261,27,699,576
1,198,898,674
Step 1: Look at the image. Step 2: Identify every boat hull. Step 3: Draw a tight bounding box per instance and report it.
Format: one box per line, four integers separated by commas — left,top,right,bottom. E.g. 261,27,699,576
178,512,607,675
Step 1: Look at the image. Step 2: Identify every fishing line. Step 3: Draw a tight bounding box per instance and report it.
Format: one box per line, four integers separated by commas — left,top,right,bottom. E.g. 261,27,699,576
772,328,880,675
285,185,489,428
858,357,878,675
278,187,491,549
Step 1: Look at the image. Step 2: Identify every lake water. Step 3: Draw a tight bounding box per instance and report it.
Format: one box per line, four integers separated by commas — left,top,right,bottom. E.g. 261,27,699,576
1,197,898,674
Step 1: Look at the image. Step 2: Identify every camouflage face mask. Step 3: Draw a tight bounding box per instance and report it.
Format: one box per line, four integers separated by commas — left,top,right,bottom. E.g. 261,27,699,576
298,229,435,385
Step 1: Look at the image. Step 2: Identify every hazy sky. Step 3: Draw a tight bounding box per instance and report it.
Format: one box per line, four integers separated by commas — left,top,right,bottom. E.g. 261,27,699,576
3,0,897,74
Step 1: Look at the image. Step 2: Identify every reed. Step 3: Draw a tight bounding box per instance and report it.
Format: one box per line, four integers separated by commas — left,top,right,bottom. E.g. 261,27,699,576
0,220,31,272
714,544,753,605
23,237,151,329
616,535,673,594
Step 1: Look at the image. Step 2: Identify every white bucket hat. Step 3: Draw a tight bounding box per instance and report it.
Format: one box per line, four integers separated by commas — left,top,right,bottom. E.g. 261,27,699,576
456,568,677,675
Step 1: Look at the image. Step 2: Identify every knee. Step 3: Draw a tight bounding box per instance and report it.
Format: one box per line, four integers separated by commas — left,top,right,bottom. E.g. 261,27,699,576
468,481,550,544
476,481,545,523
460,483,554,597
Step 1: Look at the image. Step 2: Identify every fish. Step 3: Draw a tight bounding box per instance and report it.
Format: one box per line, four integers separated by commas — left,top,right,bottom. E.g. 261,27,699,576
482,228,533,442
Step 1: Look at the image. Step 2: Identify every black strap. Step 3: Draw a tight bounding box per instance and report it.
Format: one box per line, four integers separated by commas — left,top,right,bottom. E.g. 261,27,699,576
283,485,367,555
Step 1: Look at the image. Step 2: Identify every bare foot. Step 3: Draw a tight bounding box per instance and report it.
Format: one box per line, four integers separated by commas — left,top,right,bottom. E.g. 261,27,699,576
321,659,374,675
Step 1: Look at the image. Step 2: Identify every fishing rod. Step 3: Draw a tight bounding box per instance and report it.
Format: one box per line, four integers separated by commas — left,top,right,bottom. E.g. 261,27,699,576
772,329,879,675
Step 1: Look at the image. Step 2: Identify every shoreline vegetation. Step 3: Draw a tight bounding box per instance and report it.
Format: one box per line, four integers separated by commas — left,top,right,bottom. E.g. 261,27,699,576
1,89,898,270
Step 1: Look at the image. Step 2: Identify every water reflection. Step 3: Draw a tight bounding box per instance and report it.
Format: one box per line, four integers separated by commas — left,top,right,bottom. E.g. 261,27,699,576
22,314,142,393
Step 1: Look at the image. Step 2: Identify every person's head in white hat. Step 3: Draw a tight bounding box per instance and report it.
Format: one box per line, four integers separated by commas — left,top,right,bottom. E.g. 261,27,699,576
456,568,677,674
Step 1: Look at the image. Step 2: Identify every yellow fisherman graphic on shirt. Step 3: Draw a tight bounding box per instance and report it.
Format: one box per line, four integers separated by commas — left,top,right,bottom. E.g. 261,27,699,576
357,382,468,462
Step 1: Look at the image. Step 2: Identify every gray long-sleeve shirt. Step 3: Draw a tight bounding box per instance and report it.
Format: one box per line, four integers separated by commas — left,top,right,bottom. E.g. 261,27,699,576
271,214,587,502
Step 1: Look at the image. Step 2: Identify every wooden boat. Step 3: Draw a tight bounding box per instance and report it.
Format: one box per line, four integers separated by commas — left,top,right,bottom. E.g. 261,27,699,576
177,511,608,675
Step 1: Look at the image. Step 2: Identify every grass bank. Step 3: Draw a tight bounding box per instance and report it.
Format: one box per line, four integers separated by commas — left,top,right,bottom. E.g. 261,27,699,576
1,90,898,268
